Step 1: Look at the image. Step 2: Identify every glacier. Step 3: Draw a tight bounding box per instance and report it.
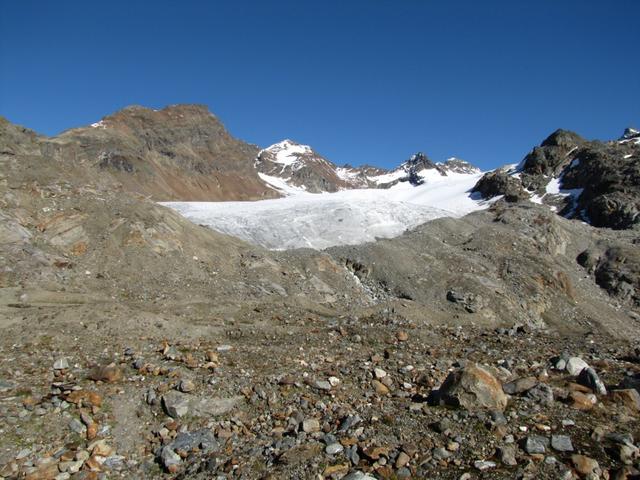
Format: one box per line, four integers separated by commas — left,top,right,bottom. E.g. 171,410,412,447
162,171,489,250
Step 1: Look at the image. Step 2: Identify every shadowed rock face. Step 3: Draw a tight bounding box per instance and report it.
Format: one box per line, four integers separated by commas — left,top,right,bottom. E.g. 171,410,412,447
472,128,640,230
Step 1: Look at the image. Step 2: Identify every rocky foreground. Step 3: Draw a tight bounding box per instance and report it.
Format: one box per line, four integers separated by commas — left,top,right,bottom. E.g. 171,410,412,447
2,309,640,480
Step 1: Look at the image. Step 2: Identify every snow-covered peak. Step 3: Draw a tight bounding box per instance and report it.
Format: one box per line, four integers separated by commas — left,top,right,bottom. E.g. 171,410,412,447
439,157,481,174
258,139,315,170
620,127,640,144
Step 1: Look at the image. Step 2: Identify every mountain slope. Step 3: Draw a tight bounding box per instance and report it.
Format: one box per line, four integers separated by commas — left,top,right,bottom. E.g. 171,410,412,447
44,105,279,201
472,128,640,229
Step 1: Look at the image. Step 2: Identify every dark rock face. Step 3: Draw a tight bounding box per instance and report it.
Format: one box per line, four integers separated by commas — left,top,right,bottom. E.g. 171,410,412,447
472,170,527,202
593,245,640,307
561,143,640,229
472,128,640,230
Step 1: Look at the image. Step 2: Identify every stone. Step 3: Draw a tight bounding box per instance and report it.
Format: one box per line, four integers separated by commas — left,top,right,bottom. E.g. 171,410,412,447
69,418,86,434
577,367,607,395
498,445,517,466
525,383,554,406
372,380,390,395
65,390,102,408
302,418,320,433
53,358,69,370
396,451,410,468
437,364,508,411
397,331,409,342
374,368,387,379
160,446,181,472
474,460,497,471
569,390,597,410
610,389,640,412
618,444,640,465
313,379,332,391
88,364,122,383
179,379,195,393
503,376,537,395
189,395,244,417
551,435,574,452
566,357,589,376
169,428,219,454
162,391,189,418
524,435,549,454
325,443,344,455
343,472,377,480
571,454,601,477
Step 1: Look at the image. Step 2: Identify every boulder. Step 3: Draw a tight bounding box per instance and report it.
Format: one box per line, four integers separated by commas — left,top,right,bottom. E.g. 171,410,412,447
437,364,508,411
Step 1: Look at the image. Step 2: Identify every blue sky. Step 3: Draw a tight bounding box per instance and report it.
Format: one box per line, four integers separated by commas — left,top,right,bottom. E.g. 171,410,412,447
1,1,638,170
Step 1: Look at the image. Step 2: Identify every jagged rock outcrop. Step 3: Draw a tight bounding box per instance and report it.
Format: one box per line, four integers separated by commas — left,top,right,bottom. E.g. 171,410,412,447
472,128,640,230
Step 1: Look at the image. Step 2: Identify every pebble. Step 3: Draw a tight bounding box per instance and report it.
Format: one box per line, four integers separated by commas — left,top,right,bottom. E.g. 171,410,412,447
551,434,574,452
372,380,390,395
374,368,387,379
524,435,548,454
397,331,409,341
314,380,332,391
302,418,320,433
179,379,195,393
473,460,496,471
53,358,69,370
325,443,344,455
160,445,181,472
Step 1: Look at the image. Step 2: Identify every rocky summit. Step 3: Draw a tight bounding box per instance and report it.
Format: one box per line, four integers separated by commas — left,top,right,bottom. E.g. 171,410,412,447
0,106,639,480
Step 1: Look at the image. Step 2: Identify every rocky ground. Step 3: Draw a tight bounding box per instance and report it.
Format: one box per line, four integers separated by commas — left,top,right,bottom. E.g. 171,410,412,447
2,302,640,480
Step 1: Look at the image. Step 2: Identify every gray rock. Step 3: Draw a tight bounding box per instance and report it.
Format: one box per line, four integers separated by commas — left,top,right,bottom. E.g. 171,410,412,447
433,447,452,460
190,395,244,417
302,418,320,433
162,391,189,418
566,357,589,376
343,472,377,480
0,379,14,392
313,379,332,391
551,435,574,452
325,443,344,455
503,376,537,395
53,358,69,370
170,428,219,454
525,383,554,406
498,445,517,466
577,367,607,395
160,445,181,469
524,435,549,454
474,460,497,471
338,414,361,432
68,418,86,434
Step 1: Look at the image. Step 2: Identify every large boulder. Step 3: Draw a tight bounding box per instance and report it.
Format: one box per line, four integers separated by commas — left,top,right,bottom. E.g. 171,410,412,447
437,364,509,411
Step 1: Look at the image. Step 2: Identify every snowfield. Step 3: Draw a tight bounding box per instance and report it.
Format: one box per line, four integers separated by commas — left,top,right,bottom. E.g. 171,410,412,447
162,171,488,250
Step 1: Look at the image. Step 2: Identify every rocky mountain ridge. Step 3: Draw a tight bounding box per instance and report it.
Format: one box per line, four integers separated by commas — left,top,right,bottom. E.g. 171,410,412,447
2,104,482,199
472,128,640,230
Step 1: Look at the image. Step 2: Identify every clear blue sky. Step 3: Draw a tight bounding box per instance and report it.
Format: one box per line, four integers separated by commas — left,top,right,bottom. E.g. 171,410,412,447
1,1,638,170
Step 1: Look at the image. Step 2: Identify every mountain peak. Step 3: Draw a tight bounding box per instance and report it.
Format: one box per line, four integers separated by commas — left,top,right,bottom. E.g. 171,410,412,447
620,127,640,142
